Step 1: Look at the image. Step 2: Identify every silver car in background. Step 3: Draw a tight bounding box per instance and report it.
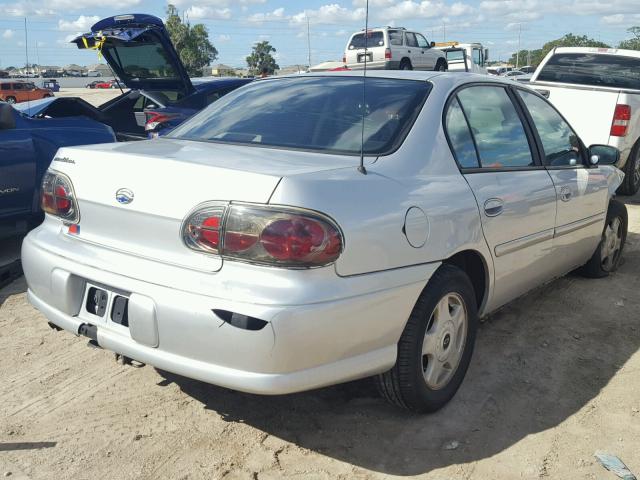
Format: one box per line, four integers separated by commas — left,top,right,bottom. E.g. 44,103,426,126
22,72,627,412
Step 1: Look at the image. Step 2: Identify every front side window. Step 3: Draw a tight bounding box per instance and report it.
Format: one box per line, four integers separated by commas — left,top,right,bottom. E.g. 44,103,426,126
473,48,481,65
519,90,582,167
13,83,24,90
1,84,10,91
170,77,430,156
416,34,429,48
457,86,534,168
445,98,479,168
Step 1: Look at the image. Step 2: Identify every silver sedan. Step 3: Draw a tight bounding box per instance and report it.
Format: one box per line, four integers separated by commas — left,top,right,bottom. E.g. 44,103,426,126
22,71,627,412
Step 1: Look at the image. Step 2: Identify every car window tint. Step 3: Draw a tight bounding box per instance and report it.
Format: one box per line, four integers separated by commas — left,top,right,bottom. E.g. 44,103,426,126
416,34,429,48
349,32,384,49
388,30,403,46
170,77,430,156
457,86,534,168
519,90,581,167
405,33,418,48
446,98,479,168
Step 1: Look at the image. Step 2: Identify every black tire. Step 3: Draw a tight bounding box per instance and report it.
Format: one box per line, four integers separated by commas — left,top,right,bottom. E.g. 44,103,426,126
434,59,447,71
375,264,478,413
617,143,640,195
579,199,627,278
399,59,412,70
6,96,16,104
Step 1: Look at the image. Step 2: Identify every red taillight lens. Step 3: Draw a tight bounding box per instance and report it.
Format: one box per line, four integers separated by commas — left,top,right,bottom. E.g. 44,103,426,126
611,104,631,137
145,111,179,131
182,204,343,268
41,170,79,222
385,48,392,60
342,54,346,64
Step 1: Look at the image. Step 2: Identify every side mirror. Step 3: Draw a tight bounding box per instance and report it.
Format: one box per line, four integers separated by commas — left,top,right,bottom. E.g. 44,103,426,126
430,41,436,48
0,103,16,130
588,145,620,166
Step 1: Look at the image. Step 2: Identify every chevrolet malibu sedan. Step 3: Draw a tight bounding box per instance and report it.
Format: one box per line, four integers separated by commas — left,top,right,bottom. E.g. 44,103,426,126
22,72,627,412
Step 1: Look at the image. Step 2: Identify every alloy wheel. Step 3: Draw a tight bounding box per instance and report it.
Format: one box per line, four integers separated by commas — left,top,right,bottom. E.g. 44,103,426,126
421,292,468,390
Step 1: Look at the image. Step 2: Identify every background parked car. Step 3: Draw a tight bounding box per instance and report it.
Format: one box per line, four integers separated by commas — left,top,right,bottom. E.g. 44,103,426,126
529,46,640,195
0,81,53,104
343,26,447,71
85,80,101,89
0,100,115,239
42,79,61,92
145,77,253,137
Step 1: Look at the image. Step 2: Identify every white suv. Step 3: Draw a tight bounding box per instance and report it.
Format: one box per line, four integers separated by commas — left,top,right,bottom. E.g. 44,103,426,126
344,27,447,71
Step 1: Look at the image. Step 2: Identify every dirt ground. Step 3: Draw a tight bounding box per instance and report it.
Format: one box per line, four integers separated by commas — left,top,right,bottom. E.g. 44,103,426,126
1,192,639,480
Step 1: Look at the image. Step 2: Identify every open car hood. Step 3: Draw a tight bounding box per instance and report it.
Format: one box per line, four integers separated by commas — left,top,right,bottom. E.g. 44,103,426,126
72,14,194,96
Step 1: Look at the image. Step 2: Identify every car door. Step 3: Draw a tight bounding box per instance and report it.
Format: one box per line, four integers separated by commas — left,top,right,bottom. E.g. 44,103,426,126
515,88,608,273
0,106,37,219
445,84,558,311
404,32,423,69
415,33,436,69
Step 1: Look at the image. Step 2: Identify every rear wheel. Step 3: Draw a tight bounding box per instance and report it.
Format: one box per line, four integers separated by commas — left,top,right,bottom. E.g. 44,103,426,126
618,143,640,195
399,59,413,70
375,264,478,413
5,96,16,104
579,199,627,278
434,60,447,71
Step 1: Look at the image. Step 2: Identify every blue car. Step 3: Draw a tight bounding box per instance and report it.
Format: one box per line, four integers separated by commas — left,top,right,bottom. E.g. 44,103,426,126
69,14,253,140
0,100,115,238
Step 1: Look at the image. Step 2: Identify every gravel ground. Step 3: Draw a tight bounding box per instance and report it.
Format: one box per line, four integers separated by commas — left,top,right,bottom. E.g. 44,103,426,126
1,197,639,477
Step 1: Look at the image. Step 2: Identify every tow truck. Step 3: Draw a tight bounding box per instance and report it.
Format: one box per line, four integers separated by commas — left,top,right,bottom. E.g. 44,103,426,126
433,42,489,74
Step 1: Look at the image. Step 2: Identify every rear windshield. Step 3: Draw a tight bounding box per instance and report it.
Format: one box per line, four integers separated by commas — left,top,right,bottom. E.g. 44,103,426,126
537,53,640,90
169,76,430,156
104,34,178,80
349,31,385,49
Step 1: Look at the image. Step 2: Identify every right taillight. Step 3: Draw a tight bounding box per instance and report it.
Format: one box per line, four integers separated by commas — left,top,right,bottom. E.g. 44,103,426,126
41,170,79,223
385,48,392,60
182,203,343,268
611,104,631,137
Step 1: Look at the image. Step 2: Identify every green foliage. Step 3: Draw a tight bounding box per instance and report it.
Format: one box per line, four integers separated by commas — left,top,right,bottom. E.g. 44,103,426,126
618,26,640,50
508,33,610,67
165,4,218,77
246,41,279,76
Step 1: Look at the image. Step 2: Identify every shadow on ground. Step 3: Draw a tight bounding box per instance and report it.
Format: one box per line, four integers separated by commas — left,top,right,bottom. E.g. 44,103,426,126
157,229,640,476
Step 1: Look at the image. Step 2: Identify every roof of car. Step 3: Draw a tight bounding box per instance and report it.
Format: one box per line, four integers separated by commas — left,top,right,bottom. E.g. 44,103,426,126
192,77,253,90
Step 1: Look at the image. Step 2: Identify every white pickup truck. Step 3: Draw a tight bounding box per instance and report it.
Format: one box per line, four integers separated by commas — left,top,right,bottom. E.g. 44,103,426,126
529,47,640,195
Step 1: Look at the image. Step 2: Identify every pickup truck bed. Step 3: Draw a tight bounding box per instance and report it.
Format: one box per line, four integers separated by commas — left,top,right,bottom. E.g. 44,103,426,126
528,47,640,195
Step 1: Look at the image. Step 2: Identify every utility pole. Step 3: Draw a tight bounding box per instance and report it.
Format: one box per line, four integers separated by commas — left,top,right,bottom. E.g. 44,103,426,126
443,24,446,42
516,23,522,69
306,15,311,70
24,18,29,73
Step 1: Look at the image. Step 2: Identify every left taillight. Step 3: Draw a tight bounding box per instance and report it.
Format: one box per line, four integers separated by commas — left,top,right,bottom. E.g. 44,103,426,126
182,203,343,268
41,170,79,223
145,111,180,132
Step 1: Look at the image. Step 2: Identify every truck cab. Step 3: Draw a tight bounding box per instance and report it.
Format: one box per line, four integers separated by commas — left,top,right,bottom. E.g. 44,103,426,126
434,42,489,74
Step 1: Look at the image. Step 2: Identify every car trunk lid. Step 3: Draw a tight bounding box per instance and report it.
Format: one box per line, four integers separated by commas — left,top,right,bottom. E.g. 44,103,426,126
50,139,354,272
72,14,194,97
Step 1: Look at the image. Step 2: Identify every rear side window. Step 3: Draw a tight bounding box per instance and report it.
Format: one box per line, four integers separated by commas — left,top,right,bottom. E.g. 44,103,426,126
445,99,479,168
170,77,430,156
457,86,534,168
1,84,10,90
405,33,418,48
537,53,640,90
388,30,403,46
519,90,582,167
349,31,384,49
13,83,24,90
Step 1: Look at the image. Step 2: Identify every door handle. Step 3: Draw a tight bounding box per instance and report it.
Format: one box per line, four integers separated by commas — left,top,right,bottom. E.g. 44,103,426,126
559,186,572,202
484,198,504,217
408,50,411,53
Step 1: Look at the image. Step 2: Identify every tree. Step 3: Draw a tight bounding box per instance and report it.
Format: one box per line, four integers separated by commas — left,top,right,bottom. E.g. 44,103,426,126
508,33,610,67
246,41,279,76
165,4,218,77
619,26,640,50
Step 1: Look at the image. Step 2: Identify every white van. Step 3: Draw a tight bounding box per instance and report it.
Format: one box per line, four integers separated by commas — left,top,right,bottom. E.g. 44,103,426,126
343,27,447,71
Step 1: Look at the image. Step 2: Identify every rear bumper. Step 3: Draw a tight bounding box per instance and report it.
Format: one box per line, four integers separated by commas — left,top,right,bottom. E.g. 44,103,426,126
22,227,436,394
345,61,400,70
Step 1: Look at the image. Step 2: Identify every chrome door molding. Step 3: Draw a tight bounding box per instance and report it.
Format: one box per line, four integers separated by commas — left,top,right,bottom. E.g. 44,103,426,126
494,228,555,258
554,212,605,238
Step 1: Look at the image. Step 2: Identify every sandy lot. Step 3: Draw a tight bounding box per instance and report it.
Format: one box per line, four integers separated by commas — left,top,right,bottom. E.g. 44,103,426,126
1,192,639,479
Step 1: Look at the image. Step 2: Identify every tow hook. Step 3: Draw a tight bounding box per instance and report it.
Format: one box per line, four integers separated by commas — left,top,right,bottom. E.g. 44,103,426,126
78,323,97,341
